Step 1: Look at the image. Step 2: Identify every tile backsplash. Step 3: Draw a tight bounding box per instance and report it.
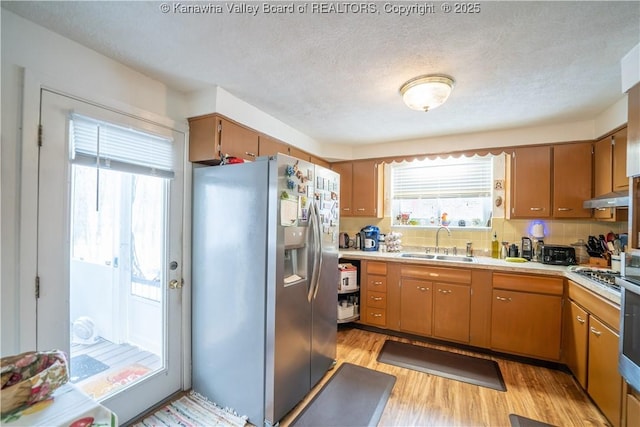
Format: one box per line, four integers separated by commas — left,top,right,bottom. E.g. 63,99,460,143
340,216,628,256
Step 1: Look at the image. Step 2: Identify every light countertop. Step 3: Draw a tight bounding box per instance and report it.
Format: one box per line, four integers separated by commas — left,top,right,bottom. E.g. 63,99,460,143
338,249,621,305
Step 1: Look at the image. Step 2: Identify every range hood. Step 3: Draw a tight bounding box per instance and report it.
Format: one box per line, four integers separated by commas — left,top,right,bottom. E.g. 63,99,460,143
583,191,630,209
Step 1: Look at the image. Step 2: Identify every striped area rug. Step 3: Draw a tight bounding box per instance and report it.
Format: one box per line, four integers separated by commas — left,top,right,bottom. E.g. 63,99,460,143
134,391,248,427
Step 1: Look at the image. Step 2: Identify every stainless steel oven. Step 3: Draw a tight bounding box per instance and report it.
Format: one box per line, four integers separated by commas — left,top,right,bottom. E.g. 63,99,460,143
618,249,640,391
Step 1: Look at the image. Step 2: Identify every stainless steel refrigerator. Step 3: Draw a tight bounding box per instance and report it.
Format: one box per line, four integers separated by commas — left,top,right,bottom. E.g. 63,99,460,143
191,154,340,427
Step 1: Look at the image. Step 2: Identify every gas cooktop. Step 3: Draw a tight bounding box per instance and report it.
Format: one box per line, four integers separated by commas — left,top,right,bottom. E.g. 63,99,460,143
568,266,621,292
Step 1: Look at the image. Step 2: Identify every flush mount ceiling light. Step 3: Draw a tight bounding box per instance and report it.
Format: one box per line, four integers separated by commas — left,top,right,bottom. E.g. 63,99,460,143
399,75,455,112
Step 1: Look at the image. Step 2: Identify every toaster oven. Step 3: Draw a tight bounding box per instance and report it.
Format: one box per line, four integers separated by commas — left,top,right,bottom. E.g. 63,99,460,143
541,245,576,266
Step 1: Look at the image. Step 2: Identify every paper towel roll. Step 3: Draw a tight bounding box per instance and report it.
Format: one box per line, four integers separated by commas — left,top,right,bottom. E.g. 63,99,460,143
532,223,544,239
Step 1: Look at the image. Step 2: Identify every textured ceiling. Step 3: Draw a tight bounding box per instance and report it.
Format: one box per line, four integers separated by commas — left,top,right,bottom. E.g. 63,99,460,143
3,1,640,145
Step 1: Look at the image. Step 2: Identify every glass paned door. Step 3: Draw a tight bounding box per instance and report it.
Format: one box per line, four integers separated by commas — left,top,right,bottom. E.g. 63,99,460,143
37,89,184,424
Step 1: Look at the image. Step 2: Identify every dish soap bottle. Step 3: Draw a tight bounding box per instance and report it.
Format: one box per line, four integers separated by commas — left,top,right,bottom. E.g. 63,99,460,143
491,232,499,258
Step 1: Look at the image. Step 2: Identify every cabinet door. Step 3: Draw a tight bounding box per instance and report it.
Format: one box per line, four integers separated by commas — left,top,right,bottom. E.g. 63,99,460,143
258,134,288,157
613,127,629,191
288,146,310,162
491,289,562,360
594,135,613,197
433,283,470,343
588,316,622,427
563,301,589,388
331,162,353,216
188,115,218,163
399,279,432,335
628,393,640,427
352,160,382,217
218,117,259,162
553,142,592,218
510,146,552,218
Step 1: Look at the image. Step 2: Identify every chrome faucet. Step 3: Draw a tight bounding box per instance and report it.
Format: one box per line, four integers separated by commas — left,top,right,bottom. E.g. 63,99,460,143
435,226,451,253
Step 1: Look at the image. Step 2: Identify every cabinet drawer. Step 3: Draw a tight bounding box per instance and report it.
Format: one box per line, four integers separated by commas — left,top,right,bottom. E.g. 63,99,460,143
568,280,620,332
400,265,471,284
367,291,386,309
366,275,387,293
367,261,387,275
493,272,563,295
365,308,386,327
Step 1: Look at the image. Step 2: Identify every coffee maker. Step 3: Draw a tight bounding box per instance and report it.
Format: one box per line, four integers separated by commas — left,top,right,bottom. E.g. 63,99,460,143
359,225,380,251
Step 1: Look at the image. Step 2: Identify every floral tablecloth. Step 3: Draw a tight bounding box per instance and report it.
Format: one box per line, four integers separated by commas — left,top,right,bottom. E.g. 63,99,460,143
2,382,117,426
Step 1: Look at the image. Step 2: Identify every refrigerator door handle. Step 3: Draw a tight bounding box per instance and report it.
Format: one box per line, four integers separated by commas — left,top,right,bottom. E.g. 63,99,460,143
311,201,323,300
307,200,321,302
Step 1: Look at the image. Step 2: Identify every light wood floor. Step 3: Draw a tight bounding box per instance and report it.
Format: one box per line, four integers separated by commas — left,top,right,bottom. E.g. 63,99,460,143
280,326,610,427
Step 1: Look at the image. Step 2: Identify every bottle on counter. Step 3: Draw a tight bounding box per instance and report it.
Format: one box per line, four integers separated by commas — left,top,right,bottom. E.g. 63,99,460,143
491,232,499,258
501,242,508,259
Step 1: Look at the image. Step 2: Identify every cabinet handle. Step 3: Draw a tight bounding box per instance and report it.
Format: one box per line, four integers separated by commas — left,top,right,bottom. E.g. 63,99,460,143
370,296,383,301
596,207,608,211
357,208,366,211
576,315,586,324
372,281,383,285
590,327,602,337
557,207,572,211
245,152,257,158
417,286,429,292
529,207,543,211
342,208,351,211
496,296,512,302
438,289,452,294
429,273,439,277
372,313,383,318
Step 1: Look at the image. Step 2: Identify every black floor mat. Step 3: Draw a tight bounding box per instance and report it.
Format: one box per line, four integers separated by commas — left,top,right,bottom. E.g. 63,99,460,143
509,414,556,427
70,354,109,383
290,363,396,427
377,340,506,392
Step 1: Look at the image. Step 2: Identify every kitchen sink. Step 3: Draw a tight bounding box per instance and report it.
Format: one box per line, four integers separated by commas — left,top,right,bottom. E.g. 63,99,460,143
398,253,476,263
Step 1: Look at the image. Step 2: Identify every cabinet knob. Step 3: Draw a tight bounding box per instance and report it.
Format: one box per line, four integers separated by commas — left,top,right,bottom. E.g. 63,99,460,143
576,315,586,324
496,296,512,302
590,327,602,337
372,313,383,318
372,281,383,285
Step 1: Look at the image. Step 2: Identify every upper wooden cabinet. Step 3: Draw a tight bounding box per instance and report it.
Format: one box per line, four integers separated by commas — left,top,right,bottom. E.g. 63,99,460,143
188,113,329,166
331,160,384,217
595,127,628,196
510,146,552,218
258,134,288,157
188,114,259,164
594,127,628,221
553,142,593,218
510,143,593,219
331,162,353,216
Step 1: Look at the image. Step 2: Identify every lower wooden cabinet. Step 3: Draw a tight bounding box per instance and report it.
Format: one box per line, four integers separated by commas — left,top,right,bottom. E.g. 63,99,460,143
588,316,622,427
490,273,563,360
627,391,640,427
399,278,432,335
433,282,470,343
361,261,388,328
390,264,471,343
564,280,623,427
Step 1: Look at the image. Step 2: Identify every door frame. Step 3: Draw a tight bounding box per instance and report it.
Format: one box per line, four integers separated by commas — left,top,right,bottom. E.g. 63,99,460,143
17,68,192,405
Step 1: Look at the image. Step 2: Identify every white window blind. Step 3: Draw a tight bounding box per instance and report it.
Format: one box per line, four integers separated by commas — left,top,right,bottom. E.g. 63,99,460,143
70,113,175,178
392,156,492,199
